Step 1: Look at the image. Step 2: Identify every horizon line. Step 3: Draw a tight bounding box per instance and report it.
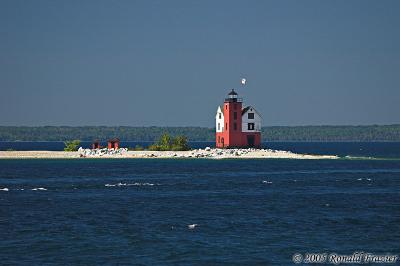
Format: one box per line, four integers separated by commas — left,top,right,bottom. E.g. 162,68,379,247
1,124,400,128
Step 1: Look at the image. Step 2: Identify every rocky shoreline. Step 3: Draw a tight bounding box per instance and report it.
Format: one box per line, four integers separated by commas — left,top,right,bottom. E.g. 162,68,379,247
0,147,338,159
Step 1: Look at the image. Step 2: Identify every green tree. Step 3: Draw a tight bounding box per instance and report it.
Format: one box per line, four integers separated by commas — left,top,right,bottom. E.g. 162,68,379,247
171,135,190,151
157,133,172,151
64,140,81,151
148,133,191,151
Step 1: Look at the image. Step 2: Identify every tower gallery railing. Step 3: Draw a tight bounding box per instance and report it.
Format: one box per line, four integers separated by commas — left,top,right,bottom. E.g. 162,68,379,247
224,98,243,103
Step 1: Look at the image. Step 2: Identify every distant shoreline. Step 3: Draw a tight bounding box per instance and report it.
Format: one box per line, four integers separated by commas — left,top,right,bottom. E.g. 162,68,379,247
0,149,339,160
1,125,400,142
2,140,400,143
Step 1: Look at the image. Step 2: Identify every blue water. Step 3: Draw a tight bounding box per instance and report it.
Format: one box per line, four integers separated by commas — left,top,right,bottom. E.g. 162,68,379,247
1,145,400,265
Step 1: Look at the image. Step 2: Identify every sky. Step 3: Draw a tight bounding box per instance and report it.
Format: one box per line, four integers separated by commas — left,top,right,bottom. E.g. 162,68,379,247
0,0,399,127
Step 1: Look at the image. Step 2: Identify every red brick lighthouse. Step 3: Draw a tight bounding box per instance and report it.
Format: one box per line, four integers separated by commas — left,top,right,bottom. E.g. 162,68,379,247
215,89,262,148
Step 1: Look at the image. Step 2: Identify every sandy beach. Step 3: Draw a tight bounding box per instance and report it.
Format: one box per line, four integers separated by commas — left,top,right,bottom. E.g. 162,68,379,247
0,148,339,159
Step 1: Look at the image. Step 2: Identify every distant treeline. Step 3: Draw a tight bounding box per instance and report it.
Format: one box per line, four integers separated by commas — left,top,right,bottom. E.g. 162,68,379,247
0,125,400,142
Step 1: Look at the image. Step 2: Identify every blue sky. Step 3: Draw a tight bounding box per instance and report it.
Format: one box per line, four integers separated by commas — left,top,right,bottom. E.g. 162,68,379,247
1,0,399,126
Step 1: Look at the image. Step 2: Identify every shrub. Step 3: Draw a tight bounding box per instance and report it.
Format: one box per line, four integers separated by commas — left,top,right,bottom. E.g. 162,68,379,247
64,140,81,151
157,133,172,151
149,133,190,151
172,135,190,151
148,144,160,151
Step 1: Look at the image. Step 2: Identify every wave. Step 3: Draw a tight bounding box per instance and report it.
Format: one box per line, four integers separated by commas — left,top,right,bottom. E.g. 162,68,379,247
357,178,372,181
188,224,198,229
105,182,158,187
343,155,400,161
1,187,47,191
344,155,376,160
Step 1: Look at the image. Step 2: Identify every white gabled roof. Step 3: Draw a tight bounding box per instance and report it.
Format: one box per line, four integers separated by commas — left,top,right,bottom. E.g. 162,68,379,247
242,105,262,118
215,105,224,117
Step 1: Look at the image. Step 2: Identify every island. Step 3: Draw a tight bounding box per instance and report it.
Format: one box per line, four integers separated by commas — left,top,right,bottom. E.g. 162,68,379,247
0,148,338,159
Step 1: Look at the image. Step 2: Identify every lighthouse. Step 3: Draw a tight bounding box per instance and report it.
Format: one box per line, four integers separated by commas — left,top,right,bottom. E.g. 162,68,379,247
215,89,262,148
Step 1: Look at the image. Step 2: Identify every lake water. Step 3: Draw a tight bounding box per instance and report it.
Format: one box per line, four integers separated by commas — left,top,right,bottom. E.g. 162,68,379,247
1,143,399,265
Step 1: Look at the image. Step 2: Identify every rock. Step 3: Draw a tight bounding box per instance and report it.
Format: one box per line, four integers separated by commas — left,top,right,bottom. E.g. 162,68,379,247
81,147,131,157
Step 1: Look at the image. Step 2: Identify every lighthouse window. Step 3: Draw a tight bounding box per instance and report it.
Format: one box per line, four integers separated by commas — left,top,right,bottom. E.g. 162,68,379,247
218,123,220,131
248,123,255,130
234,123,237,130
233,112,237,120
248,113,254,119
219,113,221,119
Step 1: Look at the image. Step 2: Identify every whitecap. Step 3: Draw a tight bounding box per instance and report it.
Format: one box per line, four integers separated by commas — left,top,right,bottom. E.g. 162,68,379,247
105,182,156,187
357,178,363,181
262,180,273,184
188,224,198,229
31,188,47,191
137,183,155,186
366,178,372,181
124,182,156,186
0,188,9,191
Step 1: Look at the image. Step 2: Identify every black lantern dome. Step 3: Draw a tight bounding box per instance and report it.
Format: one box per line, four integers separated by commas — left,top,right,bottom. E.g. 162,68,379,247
226,89,238,102
228,89,238,96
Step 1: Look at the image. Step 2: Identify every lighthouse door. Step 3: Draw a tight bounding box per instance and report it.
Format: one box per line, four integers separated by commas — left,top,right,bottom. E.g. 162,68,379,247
247,135,255,147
